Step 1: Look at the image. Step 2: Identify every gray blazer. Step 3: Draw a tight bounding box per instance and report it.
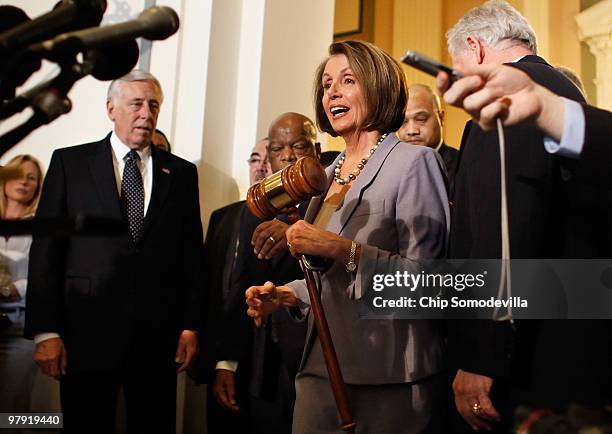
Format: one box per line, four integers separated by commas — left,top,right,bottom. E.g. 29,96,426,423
287,133,450,385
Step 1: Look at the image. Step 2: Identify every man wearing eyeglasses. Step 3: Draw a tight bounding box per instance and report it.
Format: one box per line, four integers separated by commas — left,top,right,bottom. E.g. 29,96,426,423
248,138,271,186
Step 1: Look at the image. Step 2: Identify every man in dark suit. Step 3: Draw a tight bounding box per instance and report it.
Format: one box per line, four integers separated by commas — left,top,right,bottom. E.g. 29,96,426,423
200,138,270,434
397,83,459,185
25,70,203,434
213,112,319,434
444,1,612,432
438,63,612,189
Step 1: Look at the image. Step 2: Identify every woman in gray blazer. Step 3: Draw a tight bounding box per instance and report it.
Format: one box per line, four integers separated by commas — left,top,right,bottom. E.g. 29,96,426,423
246,41,450,433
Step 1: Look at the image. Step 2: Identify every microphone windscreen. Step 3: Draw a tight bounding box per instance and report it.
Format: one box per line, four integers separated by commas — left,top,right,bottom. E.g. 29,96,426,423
138,6,180,40
55,0,107,29
0,6,41,99
85,38,139,80
0,6,30,33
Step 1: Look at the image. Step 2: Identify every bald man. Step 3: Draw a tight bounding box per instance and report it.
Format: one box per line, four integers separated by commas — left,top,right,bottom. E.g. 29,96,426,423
214,112,319,434
397,84,459,186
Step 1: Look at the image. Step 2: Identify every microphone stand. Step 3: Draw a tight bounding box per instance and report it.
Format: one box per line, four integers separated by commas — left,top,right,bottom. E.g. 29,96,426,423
0,58,93,156
286,209,356,434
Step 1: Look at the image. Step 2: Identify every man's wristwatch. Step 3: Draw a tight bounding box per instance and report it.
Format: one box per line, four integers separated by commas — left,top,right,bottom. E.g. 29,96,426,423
346,241,358,272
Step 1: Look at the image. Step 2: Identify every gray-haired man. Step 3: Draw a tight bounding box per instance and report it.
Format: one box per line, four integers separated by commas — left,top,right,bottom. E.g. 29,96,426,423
444,1,610,433
25,70,204,434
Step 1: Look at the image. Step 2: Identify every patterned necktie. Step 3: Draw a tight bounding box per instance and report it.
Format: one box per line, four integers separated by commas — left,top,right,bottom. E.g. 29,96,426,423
121,150,144,242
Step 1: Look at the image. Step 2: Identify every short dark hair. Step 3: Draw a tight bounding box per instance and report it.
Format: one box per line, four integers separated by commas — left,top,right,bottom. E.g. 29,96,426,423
313,40,407,137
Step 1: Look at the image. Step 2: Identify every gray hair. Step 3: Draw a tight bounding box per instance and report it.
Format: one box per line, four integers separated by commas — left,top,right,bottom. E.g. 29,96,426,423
446,0,537,56
107,69,164,104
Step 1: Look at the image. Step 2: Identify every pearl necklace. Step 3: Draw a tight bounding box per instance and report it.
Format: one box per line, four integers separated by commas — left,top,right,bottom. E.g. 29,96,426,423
333,133,388,185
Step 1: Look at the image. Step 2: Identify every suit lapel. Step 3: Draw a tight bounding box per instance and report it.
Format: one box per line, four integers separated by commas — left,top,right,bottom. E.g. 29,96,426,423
88,135,123,220
327,133,401,235
303,176,333,224
140,147,173,241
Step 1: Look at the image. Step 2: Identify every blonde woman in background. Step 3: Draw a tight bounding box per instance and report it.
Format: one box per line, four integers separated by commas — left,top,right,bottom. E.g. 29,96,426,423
0,154,57,416
0,154,43,302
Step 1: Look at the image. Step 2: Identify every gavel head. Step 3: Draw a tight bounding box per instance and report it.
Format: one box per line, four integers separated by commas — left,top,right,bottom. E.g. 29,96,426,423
246,156,327,220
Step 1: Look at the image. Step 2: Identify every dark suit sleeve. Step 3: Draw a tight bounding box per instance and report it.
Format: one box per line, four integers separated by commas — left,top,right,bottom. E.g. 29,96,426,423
24,151,69,339
216,211,259,362
178,164,205,332
447,59,587,380
569,104,612,187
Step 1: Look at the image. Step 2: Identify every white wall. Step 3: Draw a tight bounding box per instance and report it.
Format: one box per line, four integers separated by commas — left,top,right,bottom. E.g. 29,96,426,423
1,0,334,229
199,0,334,225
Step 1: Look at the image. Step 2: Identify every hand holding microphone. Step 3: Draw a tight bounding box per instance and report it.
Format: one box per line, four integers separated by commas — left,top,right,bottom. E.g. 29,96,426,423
436,63,566,139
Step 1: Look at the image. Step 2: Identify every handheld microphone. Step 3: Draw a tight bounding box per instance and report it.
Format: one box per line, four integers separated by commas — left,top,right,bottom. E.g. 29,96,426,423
0,0,107,57
30,6,179,60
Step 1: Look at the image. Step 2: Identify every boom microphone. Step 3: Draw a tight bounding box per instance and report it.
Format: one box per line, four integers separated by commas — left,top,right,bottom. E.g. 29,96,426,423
30,6,179,59
0,0,107,57
0,38,139,120
0,6,42,99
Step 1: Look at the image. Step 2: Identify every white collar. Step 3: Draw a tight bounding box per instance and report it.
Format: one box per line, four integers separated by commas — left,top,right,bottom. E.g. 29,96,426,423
110,131,151,161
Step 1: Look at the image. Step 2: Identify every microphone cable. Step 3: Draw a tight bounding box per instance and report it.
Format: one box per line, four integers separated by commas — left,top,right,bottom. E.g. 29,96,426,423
492,118,514,327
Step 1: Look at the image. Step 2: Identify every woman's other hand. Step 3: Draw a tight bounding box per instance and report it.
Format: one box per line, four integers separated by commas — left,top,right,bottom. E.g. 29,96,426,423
245,282,298,327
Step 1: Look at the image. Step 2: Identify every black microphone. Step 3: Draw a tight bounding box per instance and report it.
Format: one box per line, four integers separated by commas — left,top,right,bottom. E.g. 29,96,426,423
0,0,107,57
0,38,139,120
0,6,42,99
83,39,140,81
31,6,179,59
0,6,30,33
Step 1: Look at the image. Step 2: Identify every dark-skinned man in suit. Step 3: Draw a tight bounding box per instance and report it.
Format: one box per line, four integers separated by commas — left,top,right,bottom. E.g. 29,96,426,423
397,83,459,187
213,112,320,434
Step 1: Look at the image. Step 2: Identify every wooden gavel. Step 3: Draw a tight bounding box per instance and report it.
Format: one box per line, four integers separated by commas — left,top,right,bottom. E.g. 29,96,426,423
246,155,327,220
246,156,357,434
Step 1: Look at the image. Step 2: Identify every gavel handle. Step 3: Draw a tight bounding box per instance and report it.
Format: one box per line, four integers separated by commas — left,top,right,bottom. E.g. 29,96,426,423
285,210,356,433
301,263,357,433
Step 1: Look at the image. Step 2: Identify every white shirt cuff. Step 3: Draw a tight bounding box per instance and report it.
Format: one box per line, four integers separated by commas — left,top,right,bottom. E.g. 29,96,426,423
34,333,61,344
543,98,585,159
215,360,238,372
